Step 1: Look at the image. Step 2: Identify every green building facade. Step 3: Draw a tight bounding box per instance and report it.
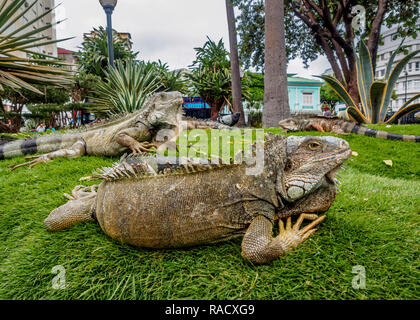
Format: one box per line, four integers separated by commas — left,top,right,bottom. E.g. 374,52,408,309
287,74,323,114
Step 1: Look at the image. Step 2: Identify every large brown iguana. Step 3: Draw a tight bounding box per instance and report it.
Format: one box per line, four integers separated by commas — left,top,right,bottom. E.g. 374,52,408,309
279,116,420,142
1,92,240,169
44,134,351,264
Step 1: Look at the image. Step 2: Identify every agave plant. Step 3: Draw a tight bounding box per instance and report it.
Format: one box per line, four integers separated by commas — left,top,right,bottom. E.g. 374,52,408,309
92,60,162,115
0,0,74,94
317,40,420,124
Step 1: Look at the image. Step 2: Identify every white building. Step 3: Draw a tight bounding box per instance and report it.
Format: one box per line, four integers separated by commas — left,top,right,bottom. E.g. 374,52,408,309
5,0,58,58
322,20,420,114
376,20,420,112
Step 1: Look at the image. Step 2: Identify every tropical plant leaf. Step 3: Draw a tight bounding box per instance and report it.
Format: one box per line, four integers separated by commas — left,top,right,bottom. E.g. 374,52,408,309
356,40,374,122
385,103,420,124
378,49,420,122
315,75,358,109
347,106,368,124
0,0,74,93
385,38,405,80
369,81,386,124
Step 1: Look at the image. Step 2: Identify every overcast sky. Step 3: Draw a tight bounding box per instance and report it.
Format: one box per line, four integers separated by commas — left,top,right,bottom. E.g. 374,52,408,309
55,0,329,79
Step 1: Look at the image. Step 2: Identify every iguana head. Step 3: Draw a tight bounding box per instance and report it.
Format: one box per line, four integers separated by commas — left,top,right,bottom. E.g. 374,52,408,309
145,91,184,129
278,118,307,132
272,135,351,203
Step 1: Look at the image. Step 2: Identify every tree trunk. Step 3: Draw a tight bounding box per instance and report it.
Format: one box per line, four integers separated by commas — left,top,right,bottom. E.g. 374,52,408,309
225,0,245,126
209,101,225,120
0,121,12,133
263,0,290,128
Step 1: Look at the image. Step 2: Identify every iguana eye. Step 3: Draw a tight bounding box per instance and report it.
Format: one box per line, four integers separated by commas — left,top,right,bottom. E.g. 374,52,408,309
308,142,321,150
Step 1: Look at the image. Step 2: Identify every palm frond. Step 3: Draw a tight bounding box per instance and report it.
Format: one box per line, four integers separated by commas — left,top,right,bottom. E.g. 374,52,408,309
0,0,74,93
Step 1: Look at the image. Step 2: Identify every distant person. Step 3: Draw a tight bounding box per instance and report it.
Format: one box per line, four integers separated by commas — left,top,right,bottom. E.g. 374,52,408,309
36,123,46,133
322,106,332,117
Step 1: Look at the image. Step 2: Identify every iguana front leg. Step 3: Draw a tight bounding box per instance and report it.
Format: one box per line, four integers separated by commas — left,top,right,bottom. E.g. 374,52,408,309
115,128,156,153
308,123,325,132
10,140,86,170
241,214,325,264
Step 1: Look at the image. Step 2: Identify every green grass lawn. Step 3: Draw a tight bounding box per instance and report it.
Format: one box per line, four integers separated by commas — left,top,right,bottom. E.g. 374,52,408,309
0,124,419,299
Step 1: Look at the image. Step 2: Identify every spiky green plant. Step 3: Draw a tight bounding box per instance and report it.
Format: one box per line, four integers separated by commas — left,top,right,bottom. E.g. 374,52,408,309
92,61,161,116
154,60,188,93
0,0,74,94
317,40,420,124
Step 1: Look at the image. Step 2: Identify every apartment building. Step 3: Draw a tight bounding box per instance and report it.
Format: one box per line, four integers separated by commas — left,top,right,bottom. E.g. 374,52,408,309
5,0,57,58
376,20,420,111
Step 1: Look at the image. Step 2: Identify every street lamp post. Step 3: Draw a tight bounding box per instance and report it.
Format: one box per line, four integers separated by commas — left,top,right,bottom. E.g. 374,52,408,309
99,0,118,68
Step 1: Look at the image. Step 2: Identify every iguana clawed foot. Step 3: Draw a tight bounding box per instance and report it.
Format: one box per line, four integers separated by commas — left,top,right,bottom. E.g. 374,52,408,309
129,141,156,154
9,154,51,170
64,185,98,201
276,213,326,252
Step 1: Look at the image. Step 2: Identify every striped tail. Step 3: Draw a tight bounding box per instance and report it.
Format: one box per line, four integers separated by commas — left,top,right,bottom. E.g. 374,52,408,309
0,133,82,160
350,125,420,142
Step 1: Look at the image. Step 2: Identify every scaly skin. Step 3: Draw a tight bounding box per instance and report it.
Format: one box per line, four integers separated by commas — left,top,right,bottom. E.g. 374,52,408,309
1,91,237,169
45,135,351,264
279,117,420,142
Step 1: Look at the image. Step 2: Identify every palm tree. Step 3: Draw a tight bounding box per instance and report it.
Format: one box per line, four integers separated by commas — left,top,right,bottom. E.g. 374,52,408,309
262,0,290,128
0,0,74,94
77,26,138,80
188,37,233,119
225,0,245,125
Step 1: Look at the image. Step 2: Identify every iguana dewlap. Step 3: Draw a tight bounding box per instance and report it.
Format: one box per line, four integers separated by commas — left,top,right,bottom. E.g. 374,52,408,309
45,135,351,264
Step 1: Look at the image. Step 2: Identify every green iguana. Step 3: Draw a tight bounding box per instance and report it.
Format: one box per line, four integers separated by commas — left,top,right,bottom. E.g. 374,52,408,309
44,134,351,264
1,92,239,169
278,117,420,142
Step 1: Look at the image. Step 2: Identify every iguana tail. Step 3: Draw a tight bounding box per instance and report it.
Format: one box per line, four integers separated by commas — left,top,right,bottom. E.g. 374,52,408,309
343,121,420,142
0,133,82,160
44,185,97,231
183,118,239,130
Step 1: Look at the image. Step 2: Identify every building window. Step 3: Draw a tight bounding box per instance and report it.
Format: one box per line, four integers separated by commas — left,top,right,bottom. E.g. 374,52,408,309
302,92,313,106
416,62,420,71
408,63,412,72
380,69,385,77
414,80,420,89
407,80,412,89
